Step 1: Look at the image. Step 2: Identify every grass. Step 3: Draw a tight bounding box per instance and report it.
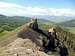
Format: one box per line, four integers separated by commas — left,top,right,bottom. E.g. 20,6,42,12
66,27,75,34
0,23,28,47
0,23,23,41
0,31,9,40
0,31,8,37
0,22,30,42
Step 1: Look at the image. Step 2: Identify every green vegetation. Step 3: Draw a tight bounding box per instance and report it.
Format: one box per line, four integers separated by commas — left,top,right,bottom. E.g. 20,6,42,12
59,19,75,34
0,31,8,37
0,15,31,42
0,15,30,33
66,27,75,34
59,19,75,27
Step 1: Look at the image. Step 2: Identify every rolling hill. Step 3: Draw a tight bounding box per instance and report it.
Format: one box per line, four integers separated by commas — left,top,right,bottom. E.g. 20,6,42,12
59,19,75,27
59,19,75,34
28,15,75,22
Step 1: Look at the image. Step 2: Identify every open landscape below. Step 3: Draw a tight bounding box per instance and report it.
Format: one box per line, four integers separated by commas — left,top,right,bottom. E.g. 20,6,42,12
0,15,75,56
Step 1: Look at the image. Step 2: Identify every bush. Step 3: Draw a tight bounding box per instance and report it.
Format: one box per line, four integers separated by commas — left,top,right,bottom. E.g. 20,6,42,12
0,28,4,33
1,25,13,31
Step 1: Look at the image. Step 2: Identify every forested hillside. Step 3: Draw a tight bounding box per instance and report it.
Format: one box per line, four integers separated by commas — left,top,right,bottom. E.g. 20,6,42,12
59,19,75,34
0,15,30,33
59,19,75,27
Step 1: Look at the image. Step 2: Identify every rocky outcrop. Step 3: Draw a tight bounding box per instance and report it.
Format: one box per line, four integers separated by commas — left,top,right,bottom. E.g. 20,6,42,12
1,38,58,56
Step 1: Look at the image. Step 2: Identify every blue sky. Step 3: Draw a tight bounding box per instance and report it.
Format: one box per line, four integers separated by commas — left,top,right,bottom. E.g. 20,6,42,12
0,0,75,16
0,0,75,9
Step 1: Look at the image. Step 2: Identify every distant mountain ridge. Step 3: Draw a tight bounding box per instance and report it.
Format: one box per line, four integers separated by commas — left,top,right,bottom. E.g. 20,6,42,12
27,15,75,22
1,14,75,23
59,19,75,27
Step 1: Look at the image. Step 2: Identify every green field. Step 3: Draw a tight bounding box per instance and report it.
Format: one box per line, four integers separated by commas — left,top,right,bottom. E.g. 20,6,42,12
66,27,75,34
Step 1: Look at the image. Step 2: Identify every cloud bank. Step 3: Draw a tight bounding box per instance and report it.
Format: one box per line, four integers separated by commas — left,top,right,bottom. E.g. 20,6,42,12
0,2,75,16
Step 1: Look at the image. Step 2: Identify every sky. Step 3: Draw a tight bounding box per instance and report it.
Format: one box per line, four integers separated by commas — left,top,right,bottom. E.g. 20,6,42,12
0,0,75,8
0,0,75,16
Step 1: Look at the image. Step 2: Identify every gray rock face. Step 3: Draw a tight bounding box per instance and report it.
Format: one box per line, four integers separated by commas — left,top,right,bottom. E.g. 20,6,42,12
18,28,46,47
2,38,57,56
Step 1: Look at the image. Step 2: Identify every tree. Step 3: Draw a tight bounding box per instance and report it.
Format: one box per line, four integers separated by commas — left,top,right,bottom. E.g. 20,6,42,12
0,28,4,33
1,25,13,31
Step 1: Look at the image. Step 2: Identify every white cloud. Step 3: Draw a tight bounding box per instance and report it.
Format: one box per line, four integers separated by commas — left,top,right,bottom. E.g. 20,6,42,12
0,2,75,16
